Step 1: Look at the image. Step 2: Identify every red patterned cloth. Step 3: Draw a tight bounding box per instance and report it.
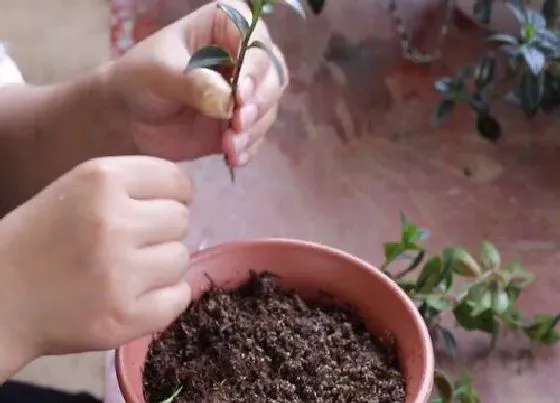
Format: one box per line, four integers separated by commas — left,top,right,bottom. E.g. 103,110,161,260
110,0,198,57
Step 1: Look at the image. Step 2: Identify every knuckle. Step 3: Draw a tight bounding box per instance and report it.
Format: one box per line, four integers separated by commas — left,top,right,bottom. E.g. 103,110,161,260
76,158,113,187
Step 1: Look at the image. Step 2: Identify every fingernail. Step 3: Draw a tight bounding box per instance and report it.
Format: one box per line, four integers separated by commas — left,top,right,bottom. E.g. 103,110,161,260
240,104,258,130
239,77,256,102
233,132,249,154
238,152,250,166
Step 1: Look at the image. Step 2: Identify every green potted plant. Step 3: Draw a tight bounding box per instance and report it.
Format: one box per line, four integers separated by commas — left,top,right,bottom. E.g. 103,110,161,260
308,0,560,143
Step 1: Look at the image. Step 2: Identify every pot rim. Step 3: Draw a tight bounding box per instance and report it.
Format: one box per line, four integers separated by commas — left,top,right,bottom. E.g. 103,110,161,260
116,237,435,403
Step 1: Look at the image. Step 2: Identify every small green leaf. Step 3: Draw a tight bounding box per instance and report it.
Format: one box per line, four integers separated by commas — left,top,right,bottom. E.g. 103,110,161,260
491,285,510,314
384,241,404,263
523,314,560,345
520,69,544,115
248,40,286,86
455,372,481,403
474,54,496,91
433,99,455,127
434,77,454,94
506,1,527,24
217,3,250,35
488,33,519,45
451,248,482,278
416,256,443,294
159,387,183,403
522,46,546,75
506,262,536,288
433,370,454,403
186,45,233,71
402,221,423,245
480,241,500,271
470,288,493,317
276,0,306,19
476,114,502,143
435,325,458,357
453,301,497,334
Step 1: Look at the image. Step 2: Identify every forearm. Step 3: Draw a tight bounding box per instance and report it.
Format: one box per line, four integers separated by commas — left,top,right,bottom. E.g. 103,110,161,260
0,64,136,215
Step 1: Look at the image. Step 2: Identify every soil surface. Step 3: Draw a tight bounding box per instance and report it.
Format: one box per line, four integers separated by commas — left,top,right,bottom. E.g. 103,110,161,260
143,273,406,402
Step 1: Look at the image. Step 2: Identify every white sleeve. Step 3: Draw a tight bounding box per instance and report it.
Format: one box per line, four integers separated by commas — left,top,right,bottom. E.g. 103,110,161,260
0,44,24,85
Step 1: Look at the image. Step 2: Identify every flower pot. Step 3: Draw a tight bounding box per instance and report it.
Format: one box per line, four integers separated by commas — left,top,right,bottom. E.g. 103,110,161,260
455,0,545,33
115,239,434,403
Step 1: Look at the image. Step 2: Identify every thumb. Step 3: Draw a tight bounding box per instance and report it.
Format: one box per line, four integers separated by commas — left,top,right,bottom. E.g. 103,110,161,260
183,68,233,119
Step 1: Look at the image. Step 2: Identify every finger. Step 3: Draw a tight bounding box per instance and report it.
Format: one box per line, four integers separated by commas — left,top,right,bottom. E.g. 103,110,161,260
135,241,190,293
131,199,190,246
182,68,233,119
91,156,192,204
231,51,286,132
133,280,192,334
224,105,277,166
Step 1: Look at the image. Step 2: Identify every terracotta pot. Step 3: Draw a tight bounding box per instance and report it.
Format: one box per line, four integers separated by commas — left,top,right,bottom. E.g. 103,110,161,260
115,239,434,403
455,0,545,33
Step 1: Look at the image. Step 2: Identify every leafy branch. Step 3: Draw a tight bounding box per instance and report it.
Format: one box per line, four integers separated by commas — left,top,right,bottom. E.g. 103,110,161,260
185,0,304,182
382,213,560,402
433,0,560,142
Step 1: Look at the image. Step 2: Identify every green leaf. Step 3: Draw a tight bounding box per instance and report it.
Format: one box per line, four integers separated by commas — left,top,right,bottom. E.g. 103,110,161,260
433,99,455,127
480,241,500,271
470,288,493,317
384,241,404,263
433,370,454,403
159,387,183,403
500,306,526,329
476,114,502,143
506,1,527,24
247,40,286,86
454,372,481,403
520,69,544,115
434,77,454,94
416,256,443,294
436,325,458,357
441,248,457,290
506,262,536,288
402,221,423,245
491,285,510,314
186,45,233,71
523,314,560,345
474,54,496,91
451,248,482,278
522,46,546,75
453,301,497,334
276,0,306,19
217,3,250,35
488,33,519,45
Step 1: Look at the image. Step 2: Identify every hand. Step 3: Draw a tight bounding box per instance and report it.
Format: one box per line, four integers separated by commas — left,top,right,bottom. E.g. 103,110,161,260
0,156,192,377
106,0,287,166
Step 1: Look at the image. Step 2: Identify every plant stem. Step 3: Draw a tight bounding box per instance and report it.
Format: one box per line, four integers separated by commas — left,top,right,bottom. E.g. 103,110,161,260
225,7,261,182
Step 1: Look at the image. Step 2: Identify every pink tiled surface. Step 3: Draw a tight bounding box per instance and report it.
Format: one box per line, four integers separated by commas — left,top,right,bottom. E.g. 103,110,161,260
111,1,560,401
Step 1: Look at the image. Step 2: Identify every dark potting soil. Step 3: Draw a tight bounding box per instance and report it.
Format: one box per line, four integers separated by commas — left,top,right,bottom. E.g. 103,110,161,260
143,273,406,403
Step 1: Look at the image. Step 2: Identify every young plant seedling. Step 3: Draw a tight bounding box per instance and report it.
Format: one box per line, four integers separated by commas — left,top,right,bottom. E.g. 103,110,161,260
382,213,560,402
185,0,305,183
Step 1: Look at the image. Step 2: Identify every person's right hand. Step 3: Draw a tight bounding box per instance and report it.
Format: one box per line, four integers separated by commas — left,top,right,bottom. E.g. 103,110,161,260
0,156,192,374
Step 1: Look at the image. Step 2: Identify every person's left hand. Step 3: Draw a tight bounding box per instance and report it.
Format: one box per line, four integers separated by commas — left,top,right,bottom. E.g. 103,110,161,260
105,0,287,167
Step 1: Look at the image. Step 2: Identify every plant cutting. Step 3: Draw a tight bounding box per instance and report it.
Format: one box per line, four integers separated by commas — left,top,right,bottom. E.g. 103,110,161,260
380,213,560,402
185,0,303,182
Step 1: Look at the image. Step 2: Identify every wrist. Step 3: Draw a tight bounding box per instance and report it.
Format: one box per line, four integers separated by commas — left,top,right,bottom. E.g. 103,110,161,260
0,251,39,381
